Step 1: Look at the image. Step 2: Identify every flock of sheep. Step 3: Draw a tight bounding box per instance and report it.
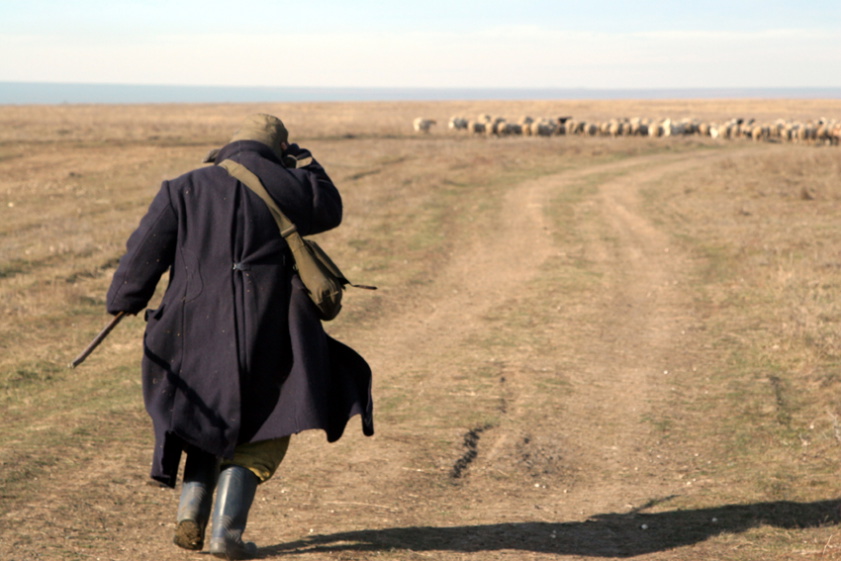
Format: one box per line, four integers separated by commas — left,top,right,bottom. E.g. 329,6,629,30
412,115,841,145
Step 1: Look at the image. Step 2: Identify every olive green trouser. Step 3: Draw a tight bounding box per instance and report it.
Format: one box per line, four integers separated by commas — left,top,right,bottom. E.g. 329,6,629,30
220,436,291,483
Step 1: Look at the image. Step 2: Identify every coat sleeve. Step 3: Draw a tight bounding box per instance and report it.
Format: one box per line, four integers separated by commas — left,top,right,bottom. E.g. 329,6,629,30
106,182,178,315
279,144,343,236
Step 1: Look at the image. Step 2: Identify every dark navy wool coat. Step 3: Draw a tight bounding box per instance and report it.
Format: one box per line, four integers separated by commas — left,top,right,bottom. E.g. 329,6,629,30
106,140,374,487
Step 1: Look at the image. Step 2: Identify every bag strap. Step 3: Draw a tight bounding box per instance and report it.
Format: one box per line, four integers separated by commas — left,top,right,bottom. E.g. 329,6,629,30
218,159,329,286
217,158,300,240
217,158,377,291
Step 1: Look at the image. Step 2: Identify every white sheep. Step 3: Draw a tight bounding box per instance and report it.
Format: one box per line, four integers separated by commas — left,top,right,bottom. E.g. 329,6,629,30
466,120,486,134
607,119,628,137
631,118,650,136
555,116,571,135
648,121,663,137
413,117,437,134
497,122,523,136
485,117,507,136
830,122,841,146
448,116,469,131
532,119,558,137
816,121,835,145
566,119,585,135
750,124,770,142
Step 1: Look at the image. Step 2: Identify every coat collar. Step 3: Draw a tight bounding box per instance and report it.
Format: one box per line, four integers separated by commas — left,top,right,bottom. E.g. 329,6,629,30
214,140,282,165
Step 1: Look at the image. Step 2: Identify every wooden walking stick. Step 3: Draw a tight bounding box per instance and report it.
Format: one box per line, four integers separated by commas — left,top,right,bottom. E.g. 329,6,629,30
70,311,127,368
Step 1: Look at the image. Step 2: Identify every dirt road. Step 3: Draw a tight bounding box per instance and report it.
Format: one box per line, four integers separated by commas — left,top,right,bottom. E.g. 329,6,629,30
252,147,772,559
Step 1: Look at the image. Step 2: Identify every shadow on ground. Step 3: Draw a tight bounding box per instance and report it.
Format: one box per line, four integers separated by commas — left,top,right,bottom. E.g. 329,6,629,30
262,498,840,558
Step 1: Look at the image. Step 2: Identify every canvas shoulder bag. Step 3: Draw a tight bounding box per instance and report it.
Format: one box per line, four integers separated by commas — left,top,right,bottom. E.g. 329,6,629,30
218,159,374,321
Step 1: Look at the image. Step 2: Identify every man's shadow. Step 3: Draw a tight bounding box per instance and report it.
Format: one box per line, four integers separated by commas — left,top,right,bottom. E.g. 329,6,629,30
261,498,840,558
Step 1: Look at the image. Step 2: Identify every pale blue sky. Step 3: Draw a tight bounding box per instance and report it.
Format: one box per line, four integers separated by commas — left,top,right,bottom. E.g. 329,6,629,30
1,0,840,89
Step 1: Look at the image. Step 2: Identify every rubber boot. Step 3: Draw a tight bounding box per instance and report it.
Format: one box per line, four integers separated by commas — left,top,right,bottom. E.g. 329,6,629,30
173,451,219,551
209,465,259,559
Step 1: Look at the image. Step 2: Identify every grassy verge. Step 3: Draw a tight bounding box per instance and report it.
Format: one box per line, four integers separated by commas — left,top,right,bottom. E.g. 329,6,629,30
632,145,841,556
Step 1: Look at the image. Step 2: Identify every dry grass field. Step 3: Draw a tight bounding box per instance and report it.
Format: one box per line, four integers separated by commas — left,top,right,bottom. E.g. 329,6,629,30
1,98,841,560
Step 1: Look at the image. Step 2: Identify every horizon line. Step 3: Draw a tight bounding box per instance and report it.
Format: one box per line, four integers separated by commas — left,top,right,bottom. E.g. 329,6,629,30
2,82,840,105
3,80,841,91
